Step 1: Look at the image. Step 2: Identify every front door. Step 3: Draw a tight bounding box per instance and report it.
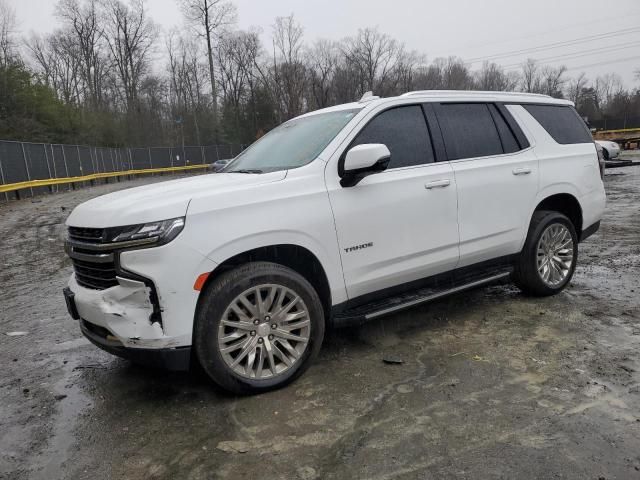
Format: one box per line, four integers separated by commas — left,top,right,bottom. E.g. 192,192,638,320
326,104,460,299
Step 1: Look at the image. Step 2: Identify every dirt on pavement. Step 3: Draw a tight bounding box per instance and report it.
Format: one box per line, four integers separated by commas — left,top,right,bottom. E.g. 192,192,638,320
1,164,640,480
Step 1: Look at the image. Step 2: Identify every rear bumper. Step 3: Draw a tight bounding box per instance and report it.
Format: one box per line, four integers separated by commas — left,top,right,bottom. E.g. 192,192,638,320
80,319,191,371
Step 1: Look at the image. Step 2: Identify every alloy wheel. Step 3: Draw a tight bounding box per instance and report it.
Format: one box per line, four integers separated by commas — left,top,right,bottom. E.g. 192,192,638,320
217,284,311,379
536,223,574,287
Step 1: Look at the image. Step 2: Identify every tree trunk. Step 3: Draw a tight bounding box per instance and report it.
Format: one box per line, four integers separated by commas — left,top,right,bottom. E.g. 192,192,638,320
204,0,218,141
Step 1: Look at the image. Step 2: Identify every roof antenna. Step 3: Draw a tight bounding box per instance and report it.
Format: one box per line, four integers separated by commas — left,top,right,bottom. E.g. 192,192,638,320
359,91,379,103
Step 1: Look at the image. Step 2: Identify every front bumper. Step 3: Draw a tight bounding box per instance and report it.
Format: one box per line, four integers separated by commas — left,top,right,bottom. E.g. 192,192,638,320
65,233,218,349
67,274,168,348
80,318,191,370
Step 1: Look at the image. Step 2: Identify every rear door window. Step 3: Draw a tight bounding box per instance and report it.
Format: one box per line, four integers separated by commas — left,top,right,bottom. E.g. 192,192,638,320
350,105,435,168
435,103,504,160
523,104,592,144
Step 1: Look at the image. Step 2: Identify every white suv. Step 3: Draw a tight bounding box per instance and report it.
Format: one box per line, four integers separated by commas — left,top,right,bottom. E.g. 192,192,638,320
63,91,606,394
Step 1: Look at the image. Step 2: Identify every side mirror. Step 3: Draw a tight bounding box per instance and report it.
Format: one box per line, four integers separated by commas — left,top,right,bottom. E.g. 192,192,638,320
340,143,391,187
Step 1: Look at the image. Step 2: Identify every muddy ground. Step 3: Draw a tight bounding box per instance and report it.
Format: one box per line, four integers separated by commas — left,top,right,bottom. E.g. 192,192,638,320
1,159,640,480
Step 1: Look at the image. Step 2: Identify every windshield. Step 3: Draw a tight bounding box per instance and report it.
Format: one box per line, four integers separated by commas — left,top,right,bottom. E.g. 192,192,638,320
226,108,361,173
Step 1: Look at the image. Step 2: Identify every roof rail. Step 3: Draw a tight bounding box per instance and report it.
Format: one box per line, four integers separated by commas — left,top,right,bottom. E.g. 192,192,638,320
359,91,380,103
400,90,552,99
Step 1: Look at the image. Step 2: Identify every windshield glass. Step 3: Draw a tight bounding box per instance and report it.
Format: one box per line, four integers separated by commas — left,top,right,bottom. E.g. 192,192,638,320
226,108,361,173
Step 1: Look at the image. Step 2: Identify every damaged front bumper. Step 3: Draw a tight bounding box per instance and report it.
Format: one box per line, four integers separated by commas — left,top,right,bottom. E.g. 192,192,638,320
63,224,218,371
79,317,191,371
68,274,166,347
66,275,191,370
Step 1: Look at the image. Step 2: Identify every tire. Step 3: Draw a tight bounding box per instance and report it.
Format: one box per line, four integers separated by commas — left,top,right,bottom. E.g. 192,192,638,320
602,148,610,160
194,261,325,395
513,210,578,297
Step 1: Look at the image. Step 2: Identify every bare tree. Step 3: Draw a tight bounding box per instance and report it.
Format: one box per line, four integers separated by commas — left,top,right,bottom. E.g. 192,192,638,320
540,65,567,98
441,57,474,90
475,62,519,91
101,0,156,113
342,27,404,95
27,30,83,103
393,50,423,94
567,72,588,107
594,73,624,114
216,29,257,138
269,14,306,120
56,0,107,107
521,59,543,93
419,57,473,91
167,31,210,144
0,0,16,67
178,0,236,140
306,39,339,108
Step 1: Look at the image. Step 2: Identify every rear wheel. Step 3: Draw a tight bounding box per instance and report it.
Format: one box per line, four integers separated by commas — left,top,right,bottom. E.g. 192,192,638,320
194,262,325,394
513,211,578,296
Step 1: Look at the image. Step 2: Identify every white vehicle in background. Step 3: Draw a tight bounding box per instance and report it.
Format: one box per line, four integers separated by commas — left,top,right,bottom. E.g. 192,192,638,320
595,140,621,160
209,158,232,172
63,90,606,394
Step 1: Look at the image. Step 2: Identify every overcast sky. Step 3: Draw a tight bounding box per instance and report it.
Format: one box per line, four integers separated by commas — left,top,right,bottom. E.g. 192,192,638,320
9,0,640,87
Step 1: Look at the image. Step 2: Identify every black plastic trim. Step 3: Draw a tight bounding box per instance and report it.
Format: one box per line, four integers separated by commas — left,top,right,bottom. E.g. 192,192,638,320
330,254,516,327
495,103,530,149
340,156,390,187
63,287,80,320
422,102,448,161
580,221,600,242
80,320,191,371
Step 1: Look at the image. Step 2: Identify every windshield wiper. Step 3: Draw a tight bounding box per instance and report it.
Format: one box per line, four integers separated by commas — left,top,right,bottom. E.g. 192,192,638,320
229,169,263,174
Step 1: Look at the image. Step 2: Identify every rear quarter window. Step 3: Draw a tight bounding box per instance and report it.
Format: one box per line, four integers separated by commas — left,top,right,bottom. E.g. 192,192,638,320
523,105,592,145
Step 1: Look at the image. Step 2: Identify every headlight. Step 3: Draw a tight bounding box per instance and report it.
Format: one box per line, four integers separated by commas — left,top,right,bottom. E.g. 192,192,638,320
107,217,185,246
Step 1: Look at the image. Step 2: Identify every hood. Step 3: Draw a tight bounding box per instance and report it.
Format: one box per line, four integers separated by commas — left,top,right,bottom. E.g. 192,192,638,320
66,171,287,228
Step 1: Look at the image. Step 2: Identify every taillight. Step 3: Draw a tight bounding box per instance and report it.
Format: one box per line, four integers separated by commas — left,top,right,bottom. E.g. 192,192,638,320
595,143,605,180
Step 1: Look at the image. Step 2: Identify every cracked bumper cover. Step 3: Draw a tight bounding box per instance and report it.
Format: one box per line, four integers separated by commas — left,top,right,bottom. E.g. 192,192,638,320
65,234,218,369
67,274,192,370
69,274,169,347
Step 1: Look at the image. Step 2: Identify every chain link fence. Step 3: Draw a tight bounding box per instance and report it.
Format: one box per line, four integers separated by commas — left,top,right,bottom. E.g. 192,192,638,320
0,140,245,201
590,116,640,131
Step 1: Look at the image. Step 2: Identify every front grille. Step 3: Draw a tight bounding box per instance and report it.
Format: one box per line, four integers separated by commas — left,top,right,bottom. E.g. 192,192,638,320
72,258,119,290
68,227,117,290
68,226,105,243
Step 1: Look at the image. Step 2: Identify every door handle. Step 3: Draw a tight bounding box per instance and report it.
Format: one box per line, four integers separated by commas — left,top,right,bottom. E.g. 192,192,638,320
512,167,532,176
424,179,451,189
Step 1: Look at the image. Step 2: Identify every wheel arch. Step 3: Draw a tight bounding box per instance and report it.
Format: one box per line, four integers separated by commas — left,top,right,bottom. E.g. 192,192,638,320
532,193,583,236
196,244,334,323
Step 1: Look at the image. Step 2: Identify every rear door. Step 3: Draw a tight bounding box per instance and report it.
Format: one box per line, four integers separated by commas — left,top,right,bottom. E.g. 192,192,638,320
327,104,460,299
434,102,538,267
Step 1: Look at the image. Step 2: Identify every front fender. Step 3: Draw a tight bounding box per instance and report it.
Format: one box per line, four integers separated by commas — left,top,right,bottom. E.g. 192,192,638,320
205,231,347,305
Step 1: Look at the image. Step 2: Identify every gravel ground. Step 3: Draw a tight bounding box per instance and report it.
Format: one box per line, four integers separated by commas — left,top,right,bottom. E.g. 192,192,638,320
1,162,640,480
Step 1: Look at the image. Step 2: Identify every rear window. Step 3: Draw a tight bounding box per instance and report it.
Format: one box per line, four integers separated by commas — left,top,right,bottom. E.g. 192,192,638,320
523,105,592,145
436,103,503,160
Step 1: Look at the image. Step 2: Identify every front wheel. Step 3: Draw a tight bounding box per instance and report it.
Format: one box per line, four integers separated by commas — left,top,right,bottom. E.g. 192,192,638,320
513,211,578,296
194,262,325,394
